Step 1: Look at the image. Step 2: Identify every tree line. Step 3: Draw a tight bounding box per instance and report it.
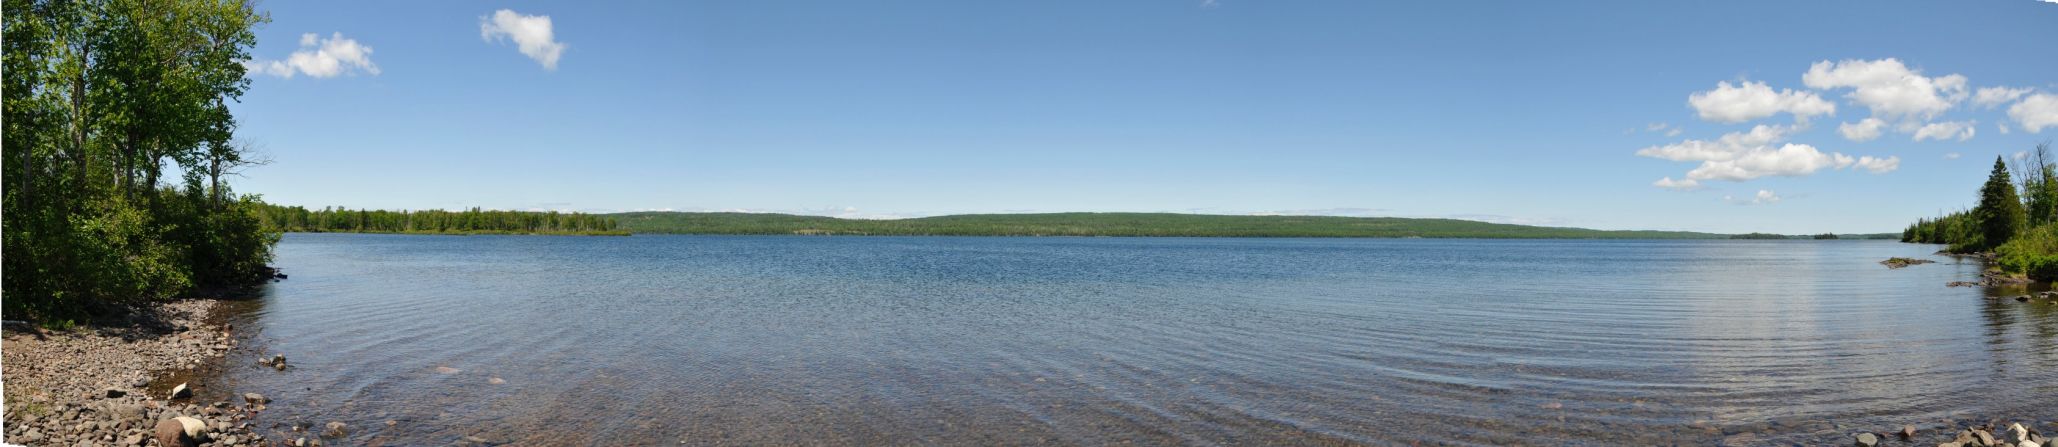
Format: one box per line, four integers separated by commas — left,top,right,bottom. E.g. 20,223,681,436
257,204,624,235
1903,142,2058,280
4,0,276,326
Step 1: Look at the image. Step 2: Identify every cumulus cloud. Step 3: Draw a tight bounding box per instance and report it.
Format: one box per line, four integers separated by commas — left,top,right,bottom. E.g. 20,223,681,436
1838,118,1886,142
1636,124,1898,186
2011,93,2058,133
1653,177,1702,191
1912,120,1977,141
245,32,378,79
1687,80,1836,123
1974,86,2032,108
1851,155,1900,173
480,9,567,70
1802,58,1967,121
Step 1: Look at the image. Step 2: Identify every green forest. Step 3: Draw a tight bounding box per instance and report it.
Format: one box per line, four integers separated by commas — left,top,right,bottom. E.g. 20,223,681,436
3,0,277,326
257,204,624,235
1902,143,2058,281
608,211,1731,239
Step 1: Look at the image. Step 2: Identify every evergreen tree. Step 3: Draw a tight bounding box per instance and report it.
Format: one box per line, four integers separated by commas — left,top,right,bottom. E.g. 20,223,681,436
1977,156,2027,251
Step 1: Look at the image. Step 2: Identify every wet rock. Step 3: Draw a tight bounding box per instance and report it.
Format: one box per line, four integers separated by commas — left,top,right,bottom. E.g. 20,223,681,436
488,377,506,385
322,421,348,438
1903,425,1918,440
243,393,268,405
1856,432,1879,446
1882,257,1936,268
169,382,192,400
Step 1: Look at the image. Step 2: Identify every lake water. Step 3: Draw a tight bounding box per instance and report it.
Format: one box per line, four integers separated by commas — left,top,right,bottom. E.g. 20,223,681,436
201,234,2058,445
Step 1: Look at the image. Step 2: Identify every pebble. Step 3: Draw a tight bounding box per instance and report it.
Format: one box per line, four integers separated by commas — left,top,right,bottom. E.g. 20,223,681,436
1855,432,1878,446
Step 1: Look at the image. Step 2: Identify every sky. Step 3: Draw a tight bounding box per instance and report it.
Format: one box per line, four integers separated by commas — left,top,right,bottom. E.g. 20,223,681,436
228,0,2058,234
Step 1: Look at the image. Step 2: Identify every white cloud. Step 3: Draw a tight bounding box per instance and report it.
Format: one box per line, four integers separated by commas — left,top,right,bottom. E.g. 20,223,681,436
1802,58,1967,121
1636,124,1897,186
1727,190,1783,205
1838,118,1886,142
1653,177,1702,191
1912,120,1977,141
480,9,567,70
2010,93,2058,133
1666,128,1682,137
1974,86,2032,108
1684,143,1848,181
245,32,379,79
1944,152,1962,160
1687,80,1836,123
2000,123,2012,134
1647,122,1670,131
1851,155,1900,173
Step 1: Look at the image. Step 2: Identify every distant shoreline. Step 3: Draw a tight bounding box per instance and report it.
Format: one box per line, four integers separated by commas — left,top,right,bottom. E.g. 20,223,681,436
601,211,1898,239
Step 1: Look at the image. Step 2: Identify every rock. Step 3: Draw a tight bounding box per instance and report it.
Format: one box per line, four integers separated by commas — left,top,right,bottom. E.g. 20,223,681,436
131,377,151,388
169,383,192,400
2017,296,2032,302
1857,432,1879,446
22,429,44,444
155,419,196,447
1976,429,2000,447
434,366,462,374
2022,441,2042,447
1904,425,1919,440
105,388,127,398
2012,423,2033,442
243,393,268,405
292,437,306,447
322,421,348,438
488,377,506,385
109,403,144,422
275,361,288,371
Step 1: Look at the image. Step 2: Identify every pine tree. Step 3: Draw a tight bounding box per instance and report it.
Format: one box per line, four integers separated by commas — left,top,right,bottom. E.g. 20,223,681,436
1976,156,2027,251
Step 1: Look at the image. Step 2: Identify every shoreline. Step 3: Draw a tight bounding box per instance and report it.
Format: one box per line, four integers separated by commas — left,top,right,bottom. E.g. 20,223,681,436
3,299,280,446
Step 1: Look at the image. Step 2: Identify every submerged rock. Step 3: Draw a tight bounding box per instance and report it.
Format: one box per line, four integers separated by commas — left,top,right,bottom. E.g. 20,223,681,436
323,421,349,438
1855,432,1878,446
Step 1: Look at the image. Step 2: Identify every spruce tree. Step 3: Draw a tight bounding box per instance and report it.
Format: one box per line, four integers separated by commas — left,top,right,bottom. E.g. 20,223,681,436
1977,156,2027,251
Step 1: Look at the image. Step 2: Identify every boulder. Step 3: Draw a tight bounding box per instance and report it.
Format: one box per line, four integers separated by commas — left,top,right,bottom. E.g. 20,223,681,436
169,383,192,400
1856,432,1879,447
155,417,202,447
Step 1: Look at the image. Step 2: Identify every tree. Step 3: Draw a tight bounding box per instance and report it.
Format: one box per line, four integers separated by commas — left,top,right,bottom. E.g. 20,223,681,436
1977,156,2027,251
2016,142,2058,226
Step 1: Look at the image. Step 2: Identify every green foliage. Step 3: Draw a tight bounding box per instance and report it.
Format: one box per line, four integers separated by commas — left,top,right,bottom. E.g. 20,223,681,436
609,212,1727,239
1997,224,2058,281
256,204,625,235
1812,233,1839,240
2,0,276,323
1977,156,2027,251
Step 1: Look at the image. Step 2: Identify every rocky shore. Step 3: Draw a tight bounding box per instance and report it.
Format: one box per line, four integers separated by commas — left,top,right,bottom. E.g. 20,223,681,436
3,300,281,447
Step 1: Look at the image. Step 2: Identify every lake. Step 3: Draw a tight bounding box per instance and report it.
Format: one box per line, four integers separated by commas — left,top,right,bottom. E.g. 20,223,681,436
201,234,2058,445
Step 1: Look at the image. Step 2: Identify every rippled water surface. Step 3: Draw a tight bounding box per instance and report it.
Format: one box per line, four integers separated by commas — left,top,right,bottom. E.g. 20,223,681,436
210,234,2058,445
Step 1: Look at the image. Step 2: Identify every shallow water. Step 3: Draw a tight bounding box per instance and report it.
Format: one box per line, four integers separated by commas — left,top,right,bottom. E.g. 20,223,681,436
209,234,2058,445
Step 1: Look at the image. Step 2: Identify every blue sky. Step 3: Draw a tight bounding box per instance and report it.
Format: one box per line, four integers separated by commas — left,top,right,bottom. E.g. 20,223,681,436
229,0,2058,233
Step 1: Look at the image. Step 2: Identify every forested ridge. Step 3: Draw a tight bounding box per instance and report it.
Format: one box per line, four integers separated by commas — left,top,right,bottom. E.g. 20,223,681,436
257,204,623,235
4,0,276,326
608,211,1731,239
